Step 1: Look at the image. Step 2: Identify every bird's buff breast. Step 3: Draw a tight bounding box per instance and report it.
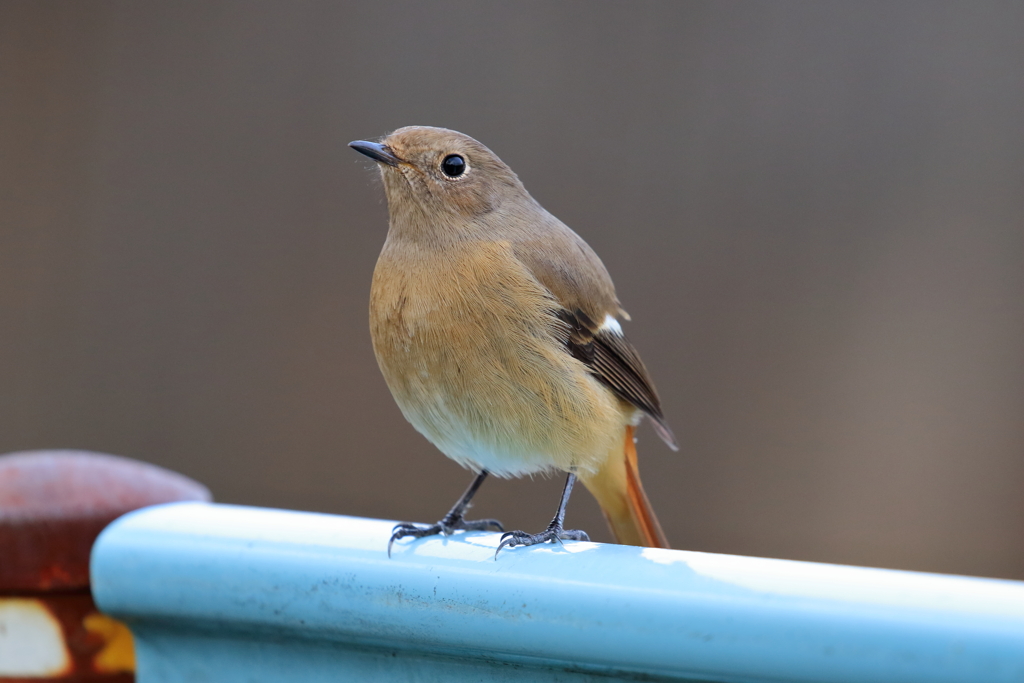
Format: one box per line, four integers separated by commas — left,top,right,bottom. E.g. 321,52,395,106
369,241,626,477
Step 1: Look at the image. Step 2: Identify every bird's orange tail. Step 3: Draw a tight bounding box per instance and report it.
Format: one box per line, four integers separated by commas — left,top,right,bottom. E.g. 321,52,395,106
580,426,669,548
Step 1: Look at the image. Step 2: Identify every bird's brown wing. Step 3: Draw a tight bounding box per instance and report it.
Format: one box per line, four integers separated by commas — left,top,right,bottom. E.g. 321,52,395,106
554,308,678,450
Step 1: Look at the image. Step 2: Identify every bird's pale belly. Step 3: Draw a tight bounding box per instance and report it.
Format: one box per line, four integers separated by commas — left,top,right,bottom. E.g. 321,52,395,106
370,263,628,477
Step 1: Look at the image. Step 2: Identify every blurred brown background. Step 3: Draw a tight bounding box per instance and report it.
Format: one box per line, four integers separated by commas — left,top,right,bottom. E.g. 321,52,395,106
3,2,1023,579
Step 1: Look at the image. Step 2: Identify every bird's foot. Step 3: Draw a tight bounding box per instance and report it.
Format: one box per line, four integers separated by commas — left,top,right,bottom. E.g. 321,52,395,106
388,515,503,557
494,523,590,559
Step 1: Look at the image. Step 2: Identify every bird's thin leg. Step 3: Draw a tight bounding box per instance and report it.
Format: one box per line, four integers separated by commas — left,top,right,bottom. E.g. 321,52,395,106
495,472,589,559
388,470,503,557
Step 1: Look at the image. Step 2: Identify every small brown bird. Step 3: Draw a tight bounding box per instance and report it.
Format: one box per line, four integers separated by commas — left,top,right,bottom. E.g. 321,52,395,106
350,127,676,557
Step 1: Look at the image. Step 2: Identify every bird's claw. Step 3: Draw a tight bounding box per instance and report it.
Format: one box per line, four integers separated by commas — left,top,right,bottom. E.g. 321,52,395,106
387,517,503,557
494,526,589,559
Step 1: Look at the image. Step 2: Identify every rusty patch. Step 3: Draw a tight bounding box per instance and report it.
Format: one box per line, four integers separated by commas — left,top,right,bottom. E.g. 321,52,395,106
0,450,211,592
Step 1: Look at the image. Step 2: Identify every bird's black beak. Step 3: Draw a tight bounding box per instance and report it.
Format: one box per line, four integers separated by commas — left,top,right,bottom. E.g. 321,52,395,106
349,140,402,167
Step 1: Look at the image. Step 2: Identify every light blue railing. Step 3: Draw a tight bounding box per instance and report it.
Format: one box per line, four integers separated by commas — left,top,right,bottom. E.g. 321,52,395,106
90,502,1024,682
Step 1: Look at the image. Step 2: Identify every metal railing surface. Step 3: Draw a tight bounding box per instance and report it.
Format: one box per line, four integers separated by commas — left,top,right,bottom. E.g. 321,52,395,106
90,502,1024,683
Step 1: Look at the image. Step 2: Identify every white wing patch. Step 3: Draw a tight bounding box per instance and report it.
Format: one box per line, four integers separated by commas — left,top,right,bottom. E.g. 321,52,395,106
600,314,623,336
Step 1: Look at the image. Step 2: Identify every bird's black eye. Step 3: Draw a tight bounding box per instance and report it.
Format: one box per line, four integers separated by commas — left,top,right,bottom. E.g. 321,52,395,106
440,154,466,178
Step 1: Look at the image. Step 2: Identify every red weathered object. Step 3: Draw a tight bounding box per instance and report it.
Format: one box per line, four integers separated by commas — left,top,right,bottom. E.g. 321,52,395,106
0,450,211,681
0,450,211,592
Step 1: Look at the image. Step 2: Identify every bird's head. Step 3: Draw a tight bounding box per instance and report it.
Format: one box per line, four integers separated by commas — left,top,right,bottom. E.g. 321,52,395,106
350,126,528,230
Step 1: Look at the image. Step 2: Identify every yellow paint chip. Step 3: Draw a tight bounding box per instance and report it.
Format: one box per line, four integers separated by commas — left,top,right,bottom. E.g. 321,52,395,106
84,613,136,673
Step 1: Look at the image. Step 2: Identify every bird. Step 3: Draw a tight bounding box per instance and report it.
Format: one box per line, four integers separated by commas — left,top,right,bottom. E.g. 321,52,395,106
349,126,677,557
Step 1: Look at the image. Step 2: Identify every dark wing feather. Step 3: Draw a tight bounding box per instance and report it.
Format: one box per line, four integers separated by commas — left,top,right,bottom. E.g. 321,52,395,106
554,308,678,450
